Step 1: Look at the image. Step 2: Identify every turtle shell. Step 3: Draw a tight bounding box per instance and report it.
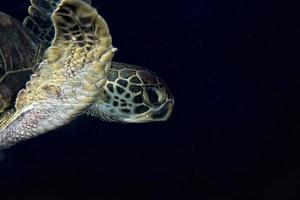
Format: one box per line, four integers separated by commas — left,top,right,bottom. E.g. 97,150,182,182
0,12,38,112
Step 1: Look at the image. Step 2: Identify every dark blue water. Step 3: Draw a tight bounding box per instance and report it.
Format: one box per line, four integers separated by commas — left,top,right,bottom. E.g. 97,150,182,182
0,0,299,199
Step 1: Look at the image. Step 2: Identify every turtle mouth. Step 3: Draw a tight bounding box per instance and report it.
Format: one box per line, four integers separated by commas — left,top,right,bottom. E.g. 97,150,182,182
141,83,174,121
150,98,174,121
122,97,174,123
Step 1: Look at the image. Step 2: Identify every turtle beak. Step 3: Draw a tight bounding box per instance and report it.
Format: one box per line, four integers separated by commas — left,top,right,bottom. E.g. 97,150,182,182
151,96,174,121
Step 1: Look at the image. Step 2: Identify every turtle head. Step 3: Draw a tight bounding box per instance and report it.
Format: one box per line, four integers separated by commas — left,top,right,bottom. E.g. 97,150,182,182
87,62,174,123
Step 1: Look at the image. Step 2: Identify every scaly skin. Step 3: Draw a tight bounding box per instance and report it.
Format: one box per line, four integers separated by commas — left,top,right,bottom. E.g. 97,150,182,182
86,62,174,123
0,0,116,149
24,0,92,49
23,0,175,124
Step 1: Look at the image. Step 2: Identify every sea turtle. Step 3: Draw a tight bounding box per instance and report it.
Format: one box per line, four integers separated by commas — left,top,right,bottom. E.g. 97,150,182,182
0,0,174,149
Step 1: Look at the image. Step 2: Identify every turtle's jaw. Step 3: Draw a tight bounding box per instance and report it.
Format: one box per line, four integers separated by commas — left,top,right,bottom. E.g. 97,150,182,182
123,97,174,124
150,98,174,121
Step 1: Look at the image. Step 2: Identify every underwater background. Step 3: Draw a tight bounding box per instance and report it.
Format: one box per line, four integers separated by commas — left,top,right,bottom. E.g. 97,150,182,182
0,0,299,199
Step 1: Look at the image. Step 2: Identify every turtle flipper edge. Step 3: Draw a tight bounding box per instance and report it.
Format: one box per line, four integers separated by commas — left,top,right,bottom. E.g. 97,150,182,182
0,0,116,149
23,0,92,53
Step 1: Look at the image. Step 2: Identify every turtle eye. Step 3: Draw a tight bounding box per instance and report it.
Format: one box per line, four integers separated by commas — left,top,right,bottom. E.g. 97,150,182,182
147,88,159,105
144,86,166,107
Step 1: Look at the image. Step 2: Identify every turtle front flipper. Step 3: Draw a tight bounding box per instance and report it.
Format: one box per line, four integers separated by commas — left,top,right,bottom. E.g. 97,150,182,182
0,0,116,149
23,0,92,54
